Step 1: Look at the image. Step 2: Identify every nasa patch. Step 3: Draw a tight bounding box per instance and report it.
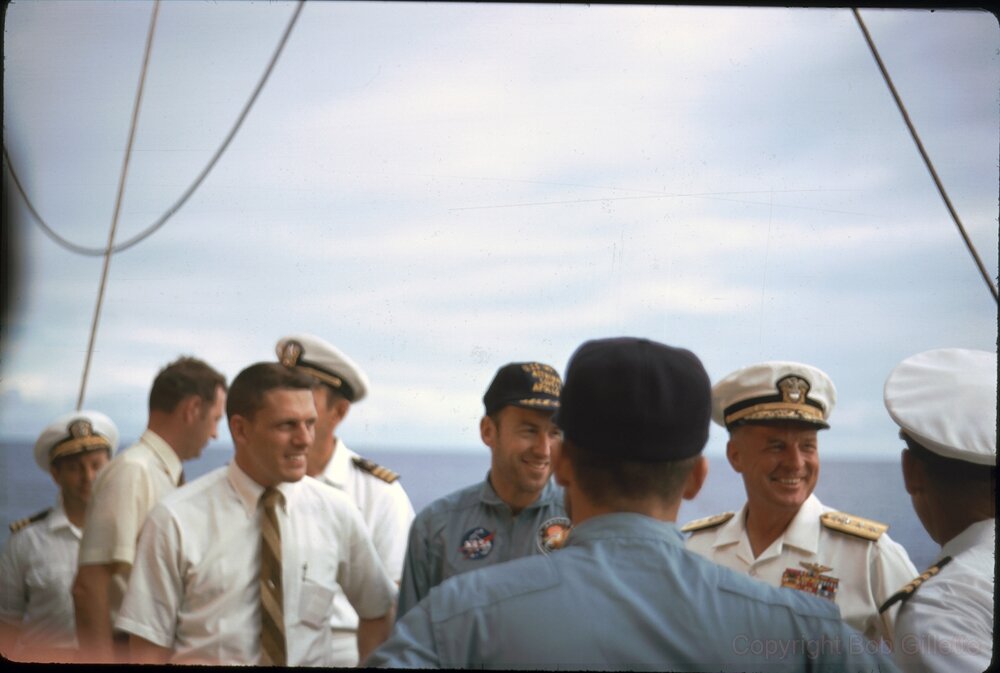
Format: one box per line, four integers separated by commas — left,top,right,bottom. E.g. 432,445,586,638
537,517,571,554
459,527,494,560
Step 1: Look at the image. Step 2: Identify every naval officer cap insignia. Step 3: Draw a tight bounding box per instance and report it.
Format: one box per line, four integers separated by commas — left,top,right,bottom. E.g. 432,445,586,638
33,410,120,472
712,361,836,430
884,348,997,466
276,333,370,403
483,362,561,416
553,337,711,461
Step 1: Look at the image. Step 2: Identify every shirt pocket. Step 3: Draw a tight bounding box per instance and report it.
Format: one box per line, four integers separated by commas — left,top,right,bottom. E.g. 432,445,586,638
298,576,337,629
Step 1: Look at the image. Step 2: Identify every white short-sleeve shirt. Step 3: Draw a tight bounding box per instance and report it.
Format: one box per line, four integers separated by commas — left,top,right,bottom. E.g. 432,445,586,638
892,519,994,673
115,461,397,666
685,494,917,644
0,501,81,655
77,430,182,620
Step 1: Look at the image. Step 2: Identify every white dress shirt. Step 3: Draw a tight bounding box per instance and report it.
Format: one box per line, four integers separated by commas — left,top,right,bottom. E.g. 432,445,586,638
115,461,397,666
893,518,994,673
0,501,81,655
685,494,917,644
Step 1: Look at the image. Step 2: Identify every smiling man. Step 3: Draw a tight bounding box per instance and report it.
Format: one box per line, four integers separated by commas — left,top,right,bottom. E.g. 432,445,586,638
396,361,570,620
114,363,396,666
684,361,916,647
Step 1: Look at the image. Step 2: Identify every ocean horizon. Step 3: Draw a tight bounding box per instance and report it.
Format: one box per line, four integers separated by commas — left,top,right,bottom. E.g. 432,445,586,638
1,439,939,570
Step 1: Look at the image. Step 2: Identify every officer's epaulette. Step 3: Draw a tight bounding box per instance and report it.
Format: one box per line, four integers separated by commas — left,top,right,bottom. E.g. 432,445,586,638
8,508,52,534
820,511,888,541
681,511,735,533
878,556,953,614
352,456,400,484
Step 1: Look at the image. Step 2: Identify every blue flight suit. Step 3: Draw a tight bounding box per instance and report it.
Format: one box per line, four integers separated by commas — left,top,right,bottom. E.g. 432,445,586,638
371,513,901,671
396,474,568,619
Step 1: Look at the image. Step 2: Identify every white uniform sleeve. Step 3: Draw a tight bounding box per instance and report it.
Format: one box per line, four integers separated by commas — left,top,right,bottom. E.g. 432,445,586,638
114,503,183,648
0,534,27,623
871,534,918,644
365,482,415,583
336,503,396,620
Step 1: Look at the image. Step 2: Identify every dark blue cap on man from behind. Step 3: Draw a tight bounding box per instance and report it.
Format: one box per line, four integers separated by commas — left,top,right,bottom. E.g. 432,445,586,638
554,337,712,462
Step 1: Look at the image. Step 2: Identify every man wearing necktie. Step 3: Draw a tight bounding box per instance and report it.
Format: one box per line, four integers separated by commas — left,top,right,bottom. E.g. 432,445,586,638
115,362,396,665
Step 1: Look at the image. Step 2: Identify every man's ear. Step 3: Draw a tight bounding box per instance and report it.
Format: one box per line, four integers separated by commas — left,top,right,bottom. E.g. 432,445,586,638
900,448,925,496
180,395,202,424
480,415,497,450
725,434,742,473
229,415,249,446
332,397,351,425
682,456,709,501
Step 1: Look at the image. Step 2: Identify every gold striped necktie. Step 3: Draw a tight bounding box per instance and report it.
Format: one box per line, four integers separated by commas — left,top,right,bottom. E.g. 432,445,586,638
259,487,287,666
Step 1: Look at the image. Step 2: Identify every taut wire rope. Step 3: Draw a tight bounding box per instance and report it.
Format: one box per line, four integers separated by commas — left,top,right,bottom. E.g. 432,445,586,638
852,8,998,304
77,0,161,410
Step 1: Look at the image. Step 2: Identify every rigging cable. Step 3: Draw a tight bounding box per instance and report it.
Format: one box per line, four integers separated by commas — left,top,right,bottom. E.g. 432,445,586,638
3,0,306,258
852,8,998,304
77,0,161,410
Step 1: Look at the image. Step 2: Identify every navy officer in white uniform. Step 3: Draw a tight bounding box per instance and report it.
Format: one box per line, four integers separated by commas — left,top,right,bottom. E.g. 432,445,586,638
275,333,414,666
881,348,995,673
367,337,900,671
0,411,117,662
683,361,916,646
396,361,569,619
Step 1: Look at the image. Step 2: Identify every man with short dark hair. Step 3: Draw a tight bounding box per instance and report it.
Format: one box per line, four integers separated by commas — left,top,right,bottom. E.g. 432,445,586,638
683,361,916,645
116,363,396,666
0,411,118,663
396,361,568,619
881,348,995,673
72,356,227,662
368,338,898,670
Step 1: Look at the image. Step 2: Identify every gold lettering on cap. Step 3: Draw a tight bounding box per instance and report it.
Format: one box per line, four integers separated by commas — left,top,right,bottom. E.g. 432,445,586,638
522,363,561,398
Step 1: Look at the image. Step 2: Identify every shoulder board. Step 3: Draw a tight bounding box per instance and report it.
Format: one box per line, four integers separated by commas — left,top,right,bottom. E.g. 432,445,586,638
352,456,400,484
681,511,735,533
878,556,953,614
820,511,887,541
9,508,52,533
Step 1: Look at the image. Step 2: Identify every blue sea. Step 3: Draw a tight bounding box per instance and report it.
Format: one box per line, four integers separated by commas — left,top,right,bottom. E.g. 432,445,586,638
0,440,939,570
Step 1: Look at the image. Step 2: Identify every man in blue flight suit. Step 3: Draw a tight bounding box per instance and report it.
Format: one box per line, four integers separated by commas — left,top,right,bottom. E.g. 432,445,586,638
368,337,900,671
395,361,569,619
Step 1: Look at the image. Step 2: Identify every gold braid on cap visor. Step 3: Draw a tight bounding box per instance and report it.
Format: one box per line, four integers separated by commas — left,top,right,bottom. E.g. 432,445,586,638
50,434,110,463
295,363,355,400
724,402,826,427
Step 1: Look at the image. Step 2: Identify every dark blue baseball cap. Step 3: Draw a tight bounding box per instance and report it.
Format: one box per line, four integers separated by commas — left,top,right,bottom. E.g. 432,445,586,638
553,337,711,462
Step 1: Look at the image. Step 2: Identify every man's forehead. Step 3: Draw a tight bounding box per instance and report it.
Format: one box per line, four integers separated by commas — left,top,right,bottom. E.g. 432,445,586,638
499,405,557,424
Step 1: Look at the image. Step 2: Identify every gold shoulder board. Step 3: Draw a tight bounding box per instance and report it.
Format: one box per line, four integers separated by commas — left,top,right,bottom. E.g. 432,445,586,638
820,511,887,541
681,511,735,533
9,508,52,533
352,456,400,484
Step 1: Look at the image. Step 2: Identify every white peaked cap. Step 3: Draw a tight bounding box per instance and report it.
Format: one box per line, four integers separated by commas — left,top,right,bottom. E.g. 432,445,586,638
33,410,120,472
884,348,997,466
275,333,370,403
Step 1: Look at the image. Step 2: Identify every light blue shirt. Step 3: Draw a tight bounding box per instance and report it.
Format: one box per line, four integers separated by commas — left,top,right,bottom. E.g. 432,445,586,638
396,474,568,620
371,513,901,671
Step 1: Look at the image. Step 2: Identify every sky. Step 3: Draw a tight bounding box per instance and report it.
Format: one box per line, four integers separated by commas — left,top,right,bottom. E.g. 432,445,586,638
1,1,997,460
